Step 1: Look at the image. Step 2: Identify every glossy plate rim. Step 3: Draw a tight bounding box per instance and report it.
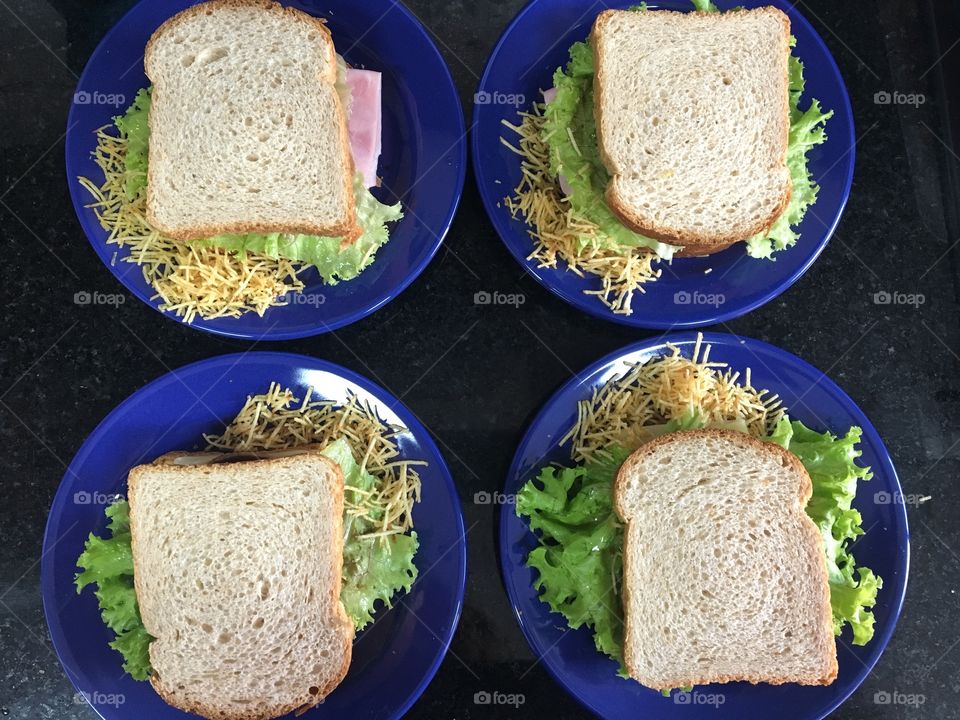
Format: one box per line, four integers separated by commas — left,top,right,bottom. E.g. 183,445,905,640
499,331,909,719
41,351,467,720
65,0,467,341
471,0,856,329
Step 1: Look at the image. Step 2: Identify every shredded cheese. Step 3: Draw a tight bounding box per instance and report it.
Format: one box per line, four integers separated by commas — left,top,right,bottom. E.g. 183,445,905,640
565,334,784,464
205,382,422,539
79,127,304,323
501,103,660,316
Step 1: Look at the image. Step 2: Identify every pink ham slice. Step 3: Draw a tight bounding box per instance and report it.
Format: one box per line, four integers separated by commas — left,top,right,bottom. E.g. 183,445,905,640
541,87,573,196
345,69,382,189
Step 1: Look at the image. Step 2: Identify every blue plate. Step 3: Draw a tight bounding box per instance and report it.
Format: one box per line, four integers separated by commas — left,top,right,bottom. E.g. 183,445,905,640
66,0,465,340
41,353,466,720
501,332,908,719
473,0,854,329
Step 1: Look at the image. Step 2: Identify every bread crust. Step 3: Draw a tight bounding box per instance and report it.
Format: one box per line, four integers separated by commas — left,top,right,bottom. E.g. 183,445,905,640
150,444,327,466
128,449,354,720
592,8,792,255
143,0,361,244
613,429,838,688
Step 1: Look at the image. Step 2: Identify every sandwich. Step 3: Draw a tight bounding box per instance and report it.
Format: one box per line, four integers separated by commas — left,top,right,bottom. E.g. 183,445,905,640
502,0,833,314
615,430,837,688
130,450,354,718
594,7,791,254
75,385,422,718
516,336,881,692
79,0,401,322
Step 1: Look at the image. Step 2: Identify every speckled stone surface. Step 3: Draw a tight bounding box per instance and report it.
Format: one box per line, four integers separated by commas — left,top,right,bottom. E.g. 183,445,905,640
1,1,958,718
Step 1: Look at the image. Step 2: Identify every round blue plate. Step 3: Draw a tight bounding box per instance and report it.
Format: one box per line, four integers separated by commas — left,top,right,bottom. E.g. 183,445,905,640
473,0,854,329
42,353,467,720
67,0,466,340
501,332,908,719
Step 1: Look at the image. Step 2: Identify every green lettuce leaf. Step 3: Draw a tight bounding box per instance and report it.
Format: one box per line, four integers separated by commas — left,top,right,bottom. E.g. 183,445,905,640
112,88,401,284
544,44,680,259
113,88,151,200
769,418,881,644
109,627,154,681
517,415,881,678
340,531,419,630
744,50,833,258
75,500,153,681
322,438,419,630
637,410,751,440
94,576,140,634
515,447,630,671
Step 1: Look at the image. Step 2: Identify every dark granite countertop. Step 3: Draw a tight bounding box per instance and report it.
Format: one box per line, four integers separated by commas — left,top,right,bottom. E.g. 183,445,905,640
1,0,959,718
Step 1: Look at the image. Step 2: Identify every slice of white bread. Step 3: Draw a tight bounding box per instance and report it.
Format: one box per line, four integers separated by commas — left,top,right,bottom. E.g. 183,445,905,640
592,8,792,255
128,450,355,720
144,0,360,242
613,429,837,688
